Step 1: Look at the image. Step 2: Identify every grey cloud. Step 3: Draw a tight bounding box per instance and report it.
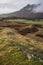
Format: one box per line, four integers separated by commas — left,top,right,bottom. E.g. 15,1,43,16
0,0,43,14
0,0,40,10
0,3,17,8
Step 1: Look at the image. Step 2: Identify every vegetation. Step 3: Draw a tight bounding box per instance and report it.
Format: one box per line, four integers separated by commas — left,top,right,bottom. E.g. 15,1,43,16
0,19,43,65
4,19,43,24
0,39,43,65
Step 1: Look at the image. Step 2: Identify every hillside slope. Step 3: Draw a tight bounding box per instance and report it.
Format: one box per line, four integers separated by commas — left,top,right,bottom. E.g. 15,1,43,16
0,4,43,19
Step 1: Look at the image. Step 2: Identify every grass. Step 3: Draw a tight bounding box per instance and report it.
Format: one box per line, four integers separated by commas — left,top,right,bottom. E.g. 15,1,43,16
4,19,43,24
0,19,43,65
0,39,4,44
0,39,43,65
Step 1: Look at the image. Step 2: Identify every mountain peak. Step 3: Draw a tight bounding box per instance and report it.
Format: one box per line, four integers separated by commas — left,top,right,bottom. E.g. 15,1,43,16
21,4,40,12
0,4,43,19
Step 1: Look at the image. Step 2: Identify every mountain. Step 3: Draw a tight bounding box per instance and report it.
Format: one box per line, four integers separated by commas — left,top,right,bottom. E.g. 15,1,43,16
0,4,43,19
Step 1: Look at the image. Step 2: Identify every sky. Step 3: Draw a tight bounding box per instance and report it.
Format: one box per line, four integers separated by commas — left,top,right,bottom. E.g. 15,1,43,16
0,0,43,14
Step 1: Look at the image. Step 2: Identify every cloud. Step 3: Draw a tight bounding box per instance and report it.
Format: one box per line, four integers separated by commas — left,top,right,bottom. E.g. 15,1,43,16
0,0,43,14
0,8,15,14
0,0,11,3
0,0,39,9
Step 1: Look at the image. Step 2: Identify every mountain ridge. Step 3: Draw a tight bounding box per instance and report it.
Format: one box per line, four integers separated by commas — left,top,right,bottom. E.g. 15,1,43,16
0,4,43,19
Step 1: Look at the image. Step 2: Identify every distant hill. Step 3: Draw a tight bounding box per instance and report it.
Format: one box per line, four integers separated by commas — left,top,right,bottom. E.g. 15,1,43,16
0,4,43,19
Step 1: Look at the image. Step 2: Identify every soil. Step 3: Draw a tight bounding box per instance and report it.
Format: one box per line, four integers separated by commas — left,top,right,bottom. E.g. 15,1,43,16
0,21,43,40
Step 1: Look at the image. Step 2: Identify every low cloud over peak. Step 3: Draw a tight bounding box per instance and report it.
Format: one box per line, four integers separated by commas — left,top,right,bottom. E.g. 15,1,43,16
0,0,43,14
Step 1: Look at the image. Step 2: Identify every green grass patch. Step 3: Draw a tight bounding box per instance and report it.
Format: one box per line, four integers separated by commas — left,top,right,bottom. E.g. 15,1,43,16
4,19,43,24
